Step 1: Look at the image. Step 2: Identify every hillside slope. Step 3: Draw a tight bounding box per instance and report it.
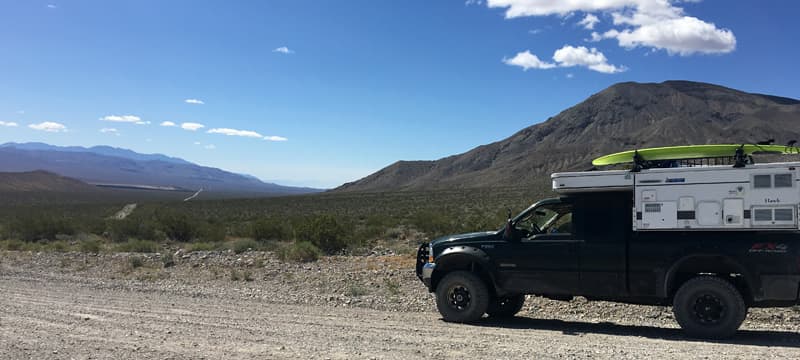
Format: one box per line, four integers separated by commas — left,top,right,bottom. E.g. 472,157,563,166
0,171,100,193
337,81,800,192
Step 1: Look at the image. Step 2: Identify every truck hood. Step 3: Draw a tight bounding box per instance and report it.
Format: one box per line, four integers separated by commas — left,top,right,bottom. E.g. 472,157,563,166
430,231,500,247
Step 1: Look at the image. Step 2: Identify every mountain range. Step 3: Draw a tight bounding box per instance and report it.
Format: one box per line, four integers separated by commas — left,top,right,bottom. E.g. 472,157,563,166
0,143,320,195
337,80,800,192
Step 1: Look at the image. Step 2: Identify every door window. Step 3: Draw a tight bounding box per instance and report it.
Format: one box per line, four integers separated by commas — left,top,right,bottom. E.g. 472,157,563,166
514,203,574,238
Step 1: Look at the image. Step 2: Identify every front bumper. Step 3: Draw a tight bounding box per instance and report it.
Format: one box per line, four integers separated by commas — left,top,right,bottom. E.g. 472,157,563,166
422,263,436,290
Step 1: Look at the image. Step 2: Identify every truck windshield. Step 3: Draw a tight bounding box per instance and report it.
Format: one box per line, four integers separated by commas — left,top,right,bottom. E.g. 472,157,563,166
515,203,573,236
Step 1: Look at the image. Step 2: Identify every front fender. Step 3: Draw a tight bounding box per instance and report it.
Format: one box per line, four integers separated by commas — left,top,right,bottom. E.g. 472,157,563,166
432,245,498,293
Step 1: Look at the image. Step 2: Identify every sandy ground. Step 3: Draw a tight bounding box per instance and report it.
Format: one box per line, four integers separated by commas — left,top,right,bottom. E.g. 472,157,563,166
1,252,799,359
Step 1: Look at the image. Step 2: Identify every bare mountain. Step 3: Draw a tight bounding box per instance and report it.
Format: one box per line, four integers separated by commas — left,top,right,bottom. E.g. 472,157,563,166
337,81,800,192
0,144,321,195
0,171,101,193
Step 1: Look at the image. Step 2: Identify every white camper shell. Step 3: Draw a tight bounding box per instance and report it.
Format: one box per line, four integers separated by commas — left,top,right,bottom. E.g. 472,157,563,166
552,162,800,231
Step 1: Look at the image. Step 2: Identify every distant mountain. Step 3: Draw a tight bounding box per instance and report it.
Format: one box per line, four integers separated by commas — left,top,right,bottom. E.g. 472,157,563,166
0,142,191,165
0,170,101,193
0,143,321,195
337,80,800,192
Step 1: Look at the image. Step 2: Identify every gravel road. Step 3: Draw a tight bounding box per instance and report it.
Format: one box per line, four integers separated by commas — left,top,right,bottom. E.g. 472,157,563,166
1,251,799,359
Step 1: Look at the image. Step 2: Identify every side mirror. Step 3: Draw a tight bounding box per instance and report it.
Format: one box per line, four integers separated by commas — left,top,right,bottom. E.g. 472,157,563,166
504,218,514,240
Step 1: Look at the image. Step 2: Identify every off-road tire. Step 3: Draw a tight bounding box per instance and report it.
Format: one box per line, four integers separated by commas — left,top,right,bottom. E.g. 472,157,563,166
672,276,746,339
435,271,490,323
487,294,526,318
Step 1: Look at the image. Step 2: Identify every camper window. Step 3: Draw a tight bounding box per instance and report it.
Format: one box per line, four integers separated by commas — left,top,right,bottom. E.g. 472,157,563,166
753,209,772,222
774,174,793,188
774,208,794,221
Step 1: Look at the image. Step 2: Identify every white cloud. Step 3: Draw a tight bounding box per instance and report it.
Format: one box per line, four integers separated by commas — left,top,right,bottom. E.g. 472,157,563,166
488,0,633,18
529,28,543,35
135,121,151,125
16,110,24,115
100,128,120,135
577,14,600,30
160,121,176,127
552,45,626,73
204,144,216,150
504,45,625,73
47,4,56,9
193,141,202,145
0,121,19,127
101,115,141,123
602,16,736,55
566,73,575,78
207,128,264,138
487,0,736,55
185,99,205,105
181,122,205,131
28,121,67,132
502,51,556,70
264,136,288,142
465,0,484,5
273,46,294,54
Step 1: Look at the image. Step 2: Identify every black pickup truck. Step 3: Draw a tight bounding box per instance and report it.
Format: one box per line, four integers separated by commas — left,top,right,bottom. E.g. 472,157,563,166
416,192,800,339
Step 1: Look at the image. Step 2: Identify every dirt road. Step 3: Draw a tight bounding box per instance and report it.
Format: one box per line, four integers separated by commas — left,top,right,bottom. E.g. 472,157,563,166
2,268,799,359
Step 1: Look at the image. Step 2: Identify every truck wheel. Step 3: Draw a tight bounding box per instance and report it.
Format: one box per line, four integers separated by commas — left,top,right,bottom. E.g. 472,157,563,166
487,294,525,318
435,271,489,323
672,276,746,339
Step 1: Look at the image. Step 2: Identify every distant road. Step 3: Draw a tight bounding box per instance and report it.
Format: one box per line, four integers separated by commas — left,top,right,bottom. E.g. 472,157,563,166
183,188,203,201
111,203,137,219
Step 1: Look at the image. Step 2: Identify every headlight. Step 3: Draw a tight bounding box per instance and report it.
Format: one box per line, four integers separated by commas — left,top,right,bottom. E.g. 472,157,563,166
428,243,434,263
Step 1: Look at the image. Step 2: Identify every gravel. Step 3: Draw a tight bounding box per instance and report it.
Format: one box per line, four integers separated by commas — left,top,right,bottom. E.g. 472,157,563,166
1,250,799,359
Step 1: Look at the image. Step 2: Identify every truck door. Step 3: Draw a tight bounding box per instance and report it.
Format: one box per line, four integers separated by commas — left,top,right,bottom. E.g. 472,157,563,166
575,193,630,297
494,200,581,295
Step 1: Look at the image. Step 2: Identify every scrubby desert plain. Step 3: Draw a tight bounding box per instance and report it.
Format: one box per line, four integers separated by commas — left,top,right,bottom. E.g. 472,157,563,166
1,188,800,359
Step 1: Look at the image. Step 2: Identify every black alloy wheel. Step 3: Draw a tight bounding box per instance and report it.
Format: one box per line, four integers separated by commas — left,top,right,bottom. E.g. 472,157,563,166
435,271,490,323
672,276,746,339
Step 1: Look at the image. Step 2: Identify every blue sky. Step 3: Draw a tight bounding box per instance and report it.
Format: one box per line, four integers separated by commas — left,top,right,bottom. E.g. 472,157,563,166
1,0,798,188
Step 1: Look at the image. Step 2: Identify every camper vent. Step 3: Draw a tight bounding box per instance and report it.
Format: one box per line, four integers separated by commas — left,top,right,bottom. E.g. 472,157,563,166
644,203,662,213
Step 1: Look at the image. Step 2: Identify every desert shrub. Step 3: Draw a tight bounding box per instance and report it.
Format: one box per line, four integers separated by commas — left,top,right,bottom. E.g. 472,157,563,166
161,253,175,268
186,242,222,252
3,239,26,251
295,214,350,254
43,240,69,252
277,241,321,262
384,278,401,296
251,218,287,242
78,238,103,253
409,210,456,238
9,215,75,242
197,223,226,242
229,269,254,281
346,282,368,297
128,256,144,268
158,210,197,242
79,217,108,237
106,218,158,243
115,239,159,253
228,238,259,254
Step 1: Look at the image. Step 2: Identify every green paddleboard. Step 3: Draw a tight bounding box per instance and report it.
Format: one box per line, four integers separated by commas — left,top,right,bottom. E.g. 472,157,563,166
592,144,798,166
